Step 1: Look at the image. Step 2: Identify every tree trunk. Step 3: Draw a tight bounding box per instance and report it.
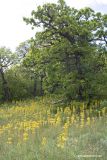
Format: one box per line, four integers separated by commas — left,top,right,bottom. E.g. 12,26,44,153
33,78,37,97
74,53,84,101
40,76,44,96
0,68,11,101
65,52,71,73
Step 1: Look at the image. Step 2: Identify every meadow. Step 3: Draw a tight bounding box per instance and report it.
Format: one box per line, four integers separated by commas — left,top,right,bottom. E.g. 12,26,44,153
0,98,107,160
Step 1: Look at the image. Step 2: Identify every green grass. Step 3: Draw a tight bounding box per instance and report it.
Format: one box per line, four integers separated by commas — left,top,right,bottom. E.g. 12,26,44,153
0,100,107,160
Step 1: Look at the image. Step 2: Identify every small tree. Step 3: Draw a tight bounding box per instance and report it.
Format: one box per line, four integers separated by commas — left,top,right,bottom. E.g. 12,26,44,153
0,47,16,101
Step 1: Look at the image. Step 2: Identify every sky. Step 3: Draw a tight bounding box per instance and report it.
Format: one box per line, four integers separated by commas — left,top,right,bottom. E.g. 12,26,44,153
0,0,107,51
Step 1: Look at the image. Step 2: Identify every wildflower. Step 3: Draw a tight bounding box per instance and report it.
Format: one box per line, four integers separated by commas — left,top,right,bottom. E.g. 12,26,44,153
41,137,47,146
86,117,91,126
23,132,29,141
71,114,75,124
7,137,12,144
55,116,61,125
57,143,64,149
80,111,85,128
102,108,106,116
57,122,69,149
57,132,68,149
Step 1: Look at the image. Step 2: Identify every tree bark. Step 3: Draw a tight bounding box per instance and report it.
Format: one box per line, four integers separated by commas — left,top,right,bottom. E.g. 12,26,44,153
0,68,11,101
74,53,84,101
65,52,71,73
40,76,44,96
33,78,37,97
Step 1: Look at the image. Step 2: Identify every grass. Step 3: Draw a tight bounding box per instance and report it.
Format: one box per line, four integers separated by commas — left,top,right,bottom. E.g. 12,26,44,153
0,98,107,160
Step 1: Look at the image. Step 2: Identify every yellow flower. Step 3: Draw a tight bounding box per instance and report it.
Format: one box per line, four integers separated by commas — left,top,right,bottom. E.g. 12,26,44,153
23,132,29,141
41,137,47,146
57,143,64,149
7,137,12,144
86,117,91,126
80,111,85,128
102,108,106,116
55,116,61,125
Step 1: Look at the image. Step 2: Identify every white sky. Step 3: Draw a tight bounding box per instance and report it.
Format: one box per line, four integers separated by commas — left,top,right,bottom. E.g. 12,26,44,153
0,0,107,51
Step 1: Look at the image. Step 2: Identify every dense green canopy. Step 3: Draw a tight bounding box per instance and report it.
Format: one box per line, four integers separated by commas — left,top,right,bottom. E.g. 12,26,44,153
0,0,107,103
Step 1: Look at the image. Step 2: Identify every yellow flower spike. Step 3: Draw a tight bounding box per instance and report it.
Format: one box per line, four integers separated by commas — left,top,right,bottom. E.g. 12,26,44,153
63,122,69,130
41,137,47,146
66,117,70,123
60,108,63,112
86,117,91,126
7,137,12,144
102,108,106,116
61,136,67,141
23,132,29,141
57,121,69,149
80,109,85,128
49,118,55,125
71,114,75,124
55,116,61,125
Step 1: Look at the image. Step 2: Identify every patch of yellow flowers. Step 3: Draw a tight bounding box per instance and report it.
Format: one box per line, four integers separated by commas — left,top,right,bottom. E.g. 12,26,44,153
57,122,69,149
0,100,106,148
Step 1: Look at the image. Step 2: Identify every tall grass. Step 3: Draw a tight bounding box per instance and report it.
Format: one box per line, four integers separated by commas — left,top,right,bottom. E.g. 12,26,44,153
0,98,107,160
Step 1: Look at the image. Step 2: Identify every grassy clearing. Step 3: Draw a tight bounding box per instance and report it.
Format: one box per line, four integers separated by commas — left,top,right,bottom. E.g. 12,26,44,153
0,99,107,160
